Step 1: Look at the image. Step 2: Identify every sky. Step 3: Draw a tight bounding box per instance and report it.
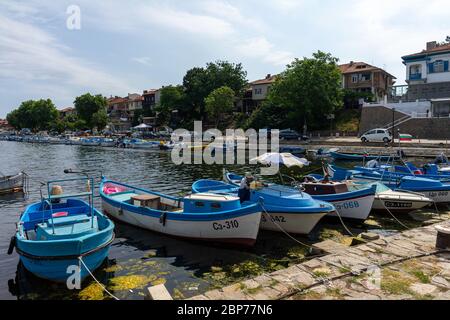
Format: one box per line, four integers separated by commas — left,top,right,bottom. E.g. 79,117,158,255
1,0,449,117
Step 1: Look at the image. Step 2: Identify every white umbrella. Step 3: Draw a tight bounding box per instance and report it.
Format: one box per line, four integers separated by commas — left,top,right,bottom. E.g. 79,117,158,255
250,152,310,168
133,123,152,129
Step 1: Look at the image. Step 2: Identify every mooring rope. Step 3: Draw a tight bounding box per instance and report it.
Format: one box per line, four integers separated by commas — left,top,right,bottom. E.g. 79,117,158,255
259,202,314,249
381,200,411,230
333,207,355,237
78,257,120,300
278,247,450,300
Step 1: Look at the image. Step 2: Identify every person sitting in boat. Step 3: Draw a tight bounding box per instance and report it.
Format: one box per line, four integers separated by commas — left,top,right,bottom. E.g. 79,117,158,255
365,159,379,168
238,172,254,203
434,153,449,165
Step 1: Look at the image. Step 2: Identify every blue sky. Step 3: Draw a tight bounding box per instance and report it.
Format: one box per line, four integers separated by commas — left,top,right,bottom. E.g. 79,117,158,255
0,0,449,117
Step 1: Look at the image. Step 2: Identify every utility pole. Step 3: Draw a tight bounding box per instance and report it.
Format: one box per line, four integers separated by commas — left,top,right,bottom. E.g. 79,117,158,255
392,108,395,147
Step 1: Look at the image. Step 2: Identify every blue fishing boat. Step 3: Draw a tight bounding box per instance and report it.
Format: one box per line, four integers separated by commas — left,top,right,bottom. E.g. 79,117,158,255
223,172,375,221
192,178,335,234
326,164,450,204
351,162,450,182
100,178,262,247
330,151,400,161
9,176,115,282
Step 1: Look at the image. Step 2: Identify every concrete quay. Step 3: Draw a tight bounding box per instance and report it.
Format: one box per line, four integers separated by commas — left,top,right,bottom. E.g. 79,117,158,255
188,221,450,300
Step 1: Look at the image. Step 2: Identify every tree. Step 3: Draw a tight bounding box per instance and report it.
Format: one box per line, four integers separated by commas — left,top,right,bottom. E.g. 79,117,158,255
205,86,235,128
155,85,186,127
183,61,247,121
264,51,343,130
91,109,108,131
6,99,58,132
74,93,107,129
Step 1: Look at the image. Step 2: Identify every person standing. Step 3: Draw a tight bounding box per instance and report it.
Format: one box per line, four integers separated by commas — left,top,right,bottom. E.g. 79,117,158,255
238,172,254,203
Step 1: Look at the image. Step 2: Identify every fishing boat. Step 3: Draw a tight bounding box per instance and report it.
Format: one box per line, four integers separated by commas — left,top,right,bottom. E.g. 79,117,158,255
193,178,335,234
306,148,339,160
308,173,433,214
100,138,116,147
130,139,160,149
326,165,450,204
81,137,102,146
100,179,262,246
330,151,400,161
225,172,375,221
351,182,433,214
9,176,114,282
0,172,26,194
279,146,305,154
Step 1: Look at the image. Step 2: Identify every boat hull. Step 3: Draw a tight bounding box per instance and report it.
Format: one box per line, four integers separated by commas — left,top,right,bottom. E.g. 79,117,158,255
372,198,431,213
101,198,261,247
18,245,110,282
0,173,24,194
322,194,375,220
260,211,327,234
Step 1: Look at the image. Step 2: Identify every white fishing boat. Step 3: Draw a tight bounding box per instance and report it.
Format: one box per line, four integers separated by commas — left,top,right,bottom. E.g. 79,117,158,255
100,179,262,247
0,172,25,194
349,182,433,213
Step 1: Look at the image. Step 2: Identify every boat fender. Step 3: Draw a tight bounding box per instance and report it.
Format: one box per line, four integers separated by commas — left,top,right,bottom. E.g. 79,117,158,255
7,236,16,255
160,212,167,226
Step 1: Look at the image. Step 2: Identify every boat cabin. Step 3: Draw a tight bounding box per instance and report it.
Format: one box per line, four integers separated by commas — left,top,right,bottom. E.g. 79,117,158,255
303,181,349,195
183,193,242,213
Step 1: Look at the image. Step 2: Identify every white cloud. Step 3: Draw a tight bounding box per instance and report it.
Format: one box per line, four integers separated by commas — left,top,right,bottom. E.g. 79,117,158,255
236,37,294,66
0,13,133,105
132,57,152,66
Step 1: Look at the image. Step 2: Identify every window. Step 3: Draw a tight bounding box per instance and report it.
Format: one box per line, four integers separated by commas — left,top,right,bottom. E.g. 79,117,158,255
351,75,358,83
429,60,449,73
211,203,221,209
359,73,371,81
254,88,262,95
434,60,444,73
377,130,385,134
195,202,205,207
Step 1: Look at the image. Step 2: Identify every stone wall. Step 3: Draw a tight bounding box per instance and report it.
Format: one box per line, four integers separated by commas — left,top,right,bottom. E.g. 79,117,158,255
359,106,408,135
408,82,450,100
397,118,450,140
360,105,450,139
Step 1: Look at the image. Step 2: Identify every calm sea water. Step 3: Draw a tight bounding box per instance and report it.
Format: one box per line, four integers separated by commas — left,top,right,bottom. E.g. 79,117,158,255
0,141,409,300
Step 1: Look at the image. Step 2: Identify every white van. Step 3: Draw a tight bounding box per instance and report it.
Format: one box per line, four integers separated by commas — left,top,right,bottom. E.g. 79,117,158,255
360,128,392,143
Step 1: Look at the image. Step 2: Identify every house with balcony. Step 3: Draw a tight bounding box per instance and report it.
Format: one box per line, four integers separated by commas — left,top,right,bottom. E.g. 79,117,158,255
239,74,277,114
401,41,450,117
359,40,450,139
142,89,161,115
339,61,396,106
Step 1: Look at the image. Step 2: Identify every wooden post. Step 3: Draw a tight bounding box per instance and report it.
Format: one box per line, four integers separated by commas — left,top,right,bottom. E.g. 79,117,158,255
435,225,450,249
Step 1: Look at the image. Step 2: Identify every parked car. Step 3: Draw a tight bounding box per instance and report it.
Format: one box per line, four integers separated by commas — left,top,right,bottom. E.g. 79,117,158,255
360,128,392,143
279,129,301,141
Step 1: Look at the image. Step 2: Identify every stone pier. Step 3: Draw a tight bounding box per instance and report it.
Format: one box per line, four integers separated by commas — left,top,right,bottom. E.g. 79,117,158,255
188,222,450,300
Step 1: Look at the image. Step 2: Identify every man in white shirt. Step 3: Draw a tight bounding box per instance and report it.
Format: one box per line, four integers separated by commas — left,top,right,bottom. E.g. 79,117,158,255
238,172,254,203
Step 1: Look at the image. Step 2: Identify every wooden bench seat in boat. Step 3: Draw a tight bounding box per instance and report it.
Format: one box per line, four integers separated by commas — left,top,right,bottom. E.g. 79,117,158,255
131,194,160,209
36,215,98,240
303,182,349,195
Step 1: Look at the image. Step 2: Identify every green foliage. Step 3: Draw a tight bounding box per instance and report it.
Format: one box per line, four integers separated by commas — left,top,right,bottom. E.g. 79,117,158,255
155,85,186,126
74,93,107,129
252,51,343,130
204,86,235,128
6,99,58,131
183,60,247,122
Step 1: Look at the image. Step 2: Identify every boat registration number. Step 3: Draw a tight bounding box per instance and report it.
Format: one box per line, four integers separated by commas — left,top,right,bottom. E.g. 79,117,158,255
334,201,360,210
213,220,239,230
384,201,412,208
261,215,286,223
428,191,449,197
